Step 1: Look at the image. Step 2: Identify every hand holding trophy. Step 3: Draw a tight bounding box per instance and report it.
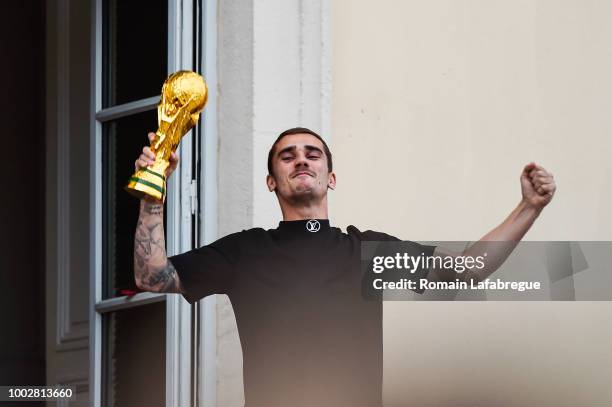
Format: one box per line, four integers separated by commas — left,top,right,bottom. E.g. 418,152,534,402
126,70,208,202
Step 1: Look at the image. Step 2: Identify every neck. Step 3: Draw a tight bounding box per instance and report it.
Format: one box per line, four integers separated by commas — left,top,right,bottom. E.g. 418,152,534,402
278,195,329,221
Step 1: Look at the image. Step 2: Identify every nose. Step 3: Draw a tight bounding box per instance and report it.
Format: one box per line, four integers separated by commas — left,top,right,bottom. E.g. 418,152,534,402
295,151,309,168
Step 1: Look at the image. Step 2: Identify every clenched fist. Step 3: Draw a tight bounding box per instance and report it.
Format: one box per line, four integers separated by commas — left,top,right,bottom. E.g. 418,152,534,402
520,162,556,210
134,132,180,179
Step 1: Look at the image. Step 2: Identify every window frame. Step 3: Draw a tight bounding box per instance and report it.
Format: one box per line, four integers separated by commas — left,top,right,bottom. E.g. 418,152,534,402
89,1,204,406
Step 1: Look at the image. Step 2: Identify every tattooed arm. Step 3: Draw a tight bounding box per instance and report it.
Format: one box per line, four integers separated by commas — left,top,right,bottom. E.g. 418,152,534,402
134,199,183,293
133,132,182,293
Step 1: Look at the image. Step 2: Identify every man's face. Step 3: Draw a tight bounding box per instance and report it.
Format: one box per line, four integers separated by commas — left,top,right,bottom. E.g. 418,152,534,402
266,133,336,203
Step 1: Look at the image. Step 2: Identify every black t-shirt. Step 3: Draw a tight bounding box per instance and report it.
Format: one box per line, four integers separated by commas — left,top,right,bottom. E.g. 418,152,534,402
169,219,435,407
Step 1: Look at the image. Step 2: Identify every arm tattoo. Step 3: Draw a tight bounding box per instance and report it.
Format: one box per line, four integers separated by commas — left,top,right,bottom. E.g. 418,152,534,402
134,200,182,293
144,259,179,292
144,203,164,215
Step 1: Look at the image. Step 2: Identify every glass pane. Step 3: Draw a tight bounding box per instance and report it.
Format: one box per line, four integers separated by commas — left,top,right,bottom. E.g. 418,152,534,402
103,109,166,299
102,301,166,407
103,0,168,107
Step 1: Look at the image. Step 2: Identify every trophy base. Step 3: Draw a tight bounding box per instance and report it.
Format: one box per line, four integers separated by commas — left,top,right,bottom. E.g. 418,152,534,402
125,168,166,202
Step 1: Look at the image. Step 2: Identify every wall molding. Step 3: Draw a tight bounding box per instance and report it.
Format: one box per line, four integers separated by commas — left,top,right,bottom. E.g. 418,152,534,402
55,0,88,352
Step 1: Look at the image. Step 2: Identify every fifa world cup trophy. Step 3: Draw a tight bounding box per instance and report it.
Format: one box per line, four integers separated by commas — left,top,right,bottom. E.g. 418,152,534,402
125,70,208,201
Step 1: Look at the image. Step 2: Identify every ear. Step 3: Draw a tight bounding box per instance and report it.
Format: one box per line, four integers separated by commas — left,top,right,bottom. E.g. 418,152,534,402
327,172,337,190
266,174,276,192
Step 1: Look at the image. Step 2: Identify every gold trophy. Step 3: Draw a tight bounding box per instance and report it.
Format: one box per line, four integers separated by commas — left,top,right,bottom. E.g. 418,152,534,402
126,70,208,202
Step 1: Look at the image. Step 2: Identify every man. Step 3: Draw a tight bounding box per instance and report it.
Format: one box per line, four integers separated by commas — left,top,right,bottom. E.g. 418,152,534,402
133,127,556,406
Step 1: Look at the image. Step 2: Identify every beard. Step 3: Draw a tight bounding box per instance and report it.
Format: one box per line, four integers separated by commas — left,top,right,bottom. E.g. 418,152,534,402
284,178,325,205
288,184,317,204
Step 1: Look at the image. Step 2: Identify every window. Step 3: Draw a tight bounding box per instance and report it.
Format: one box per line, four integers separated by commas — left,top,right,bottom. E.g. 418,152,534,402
103,0,168,108
102,109,162,299
92,1,206,406
102,302,166,407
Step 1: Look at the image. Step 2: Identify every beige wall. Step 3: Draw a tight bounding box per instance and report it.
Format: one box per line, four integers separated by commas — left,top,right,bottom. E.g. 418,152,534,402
331,0,612,405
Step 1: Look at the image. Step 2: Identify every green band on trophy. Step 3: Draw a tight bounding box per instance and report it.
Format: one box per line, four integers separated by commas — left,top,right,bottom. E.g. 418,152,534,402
129,177,165,195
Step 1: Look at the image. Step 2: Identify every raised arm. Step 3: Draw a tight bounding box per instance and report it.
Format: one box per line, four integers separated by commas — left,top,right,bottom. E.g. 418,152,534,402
428,162,556,283
133,132,183,293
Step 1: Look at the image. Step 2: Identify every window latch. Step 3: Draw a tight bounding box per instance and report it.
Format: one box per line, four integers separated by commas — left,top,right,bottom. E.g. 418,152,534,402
189,179,197,215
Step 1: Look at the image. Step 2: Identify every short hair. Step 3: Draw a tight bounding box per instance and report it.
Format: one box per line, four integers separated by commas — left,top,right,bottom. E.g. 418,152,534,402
267,127,333,177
